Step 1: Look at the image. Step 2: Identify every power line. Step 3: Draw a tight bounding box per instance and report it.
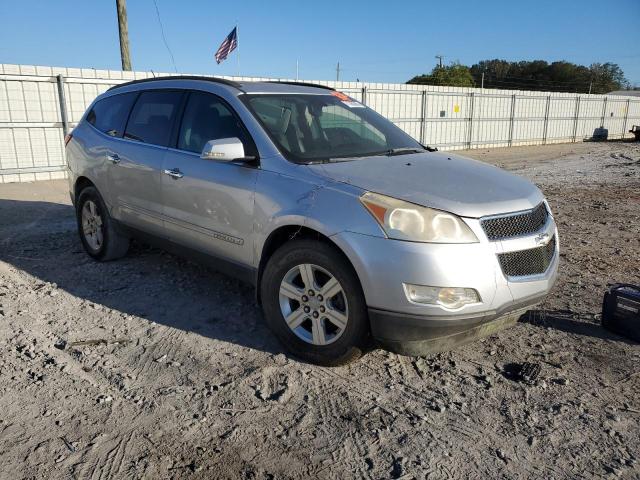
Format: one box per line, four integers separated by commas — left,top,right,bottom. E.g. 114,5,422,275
151,0,178,73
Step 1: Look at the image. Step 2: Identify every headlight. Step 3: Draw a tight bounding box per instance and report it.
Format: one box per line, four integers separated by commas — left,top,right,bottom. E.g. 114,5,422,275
360,192,478,243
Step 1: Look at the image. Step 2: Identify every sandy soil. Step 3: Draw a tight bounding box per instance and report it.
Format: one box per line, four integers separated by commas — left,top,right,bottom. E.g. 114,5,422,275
0,141,639,479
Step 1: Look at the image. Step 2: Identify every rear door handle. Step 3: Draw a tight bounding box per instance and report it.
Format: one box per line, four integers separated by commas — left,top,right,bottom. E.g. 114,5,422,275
106,153,120,164
163,168,184,179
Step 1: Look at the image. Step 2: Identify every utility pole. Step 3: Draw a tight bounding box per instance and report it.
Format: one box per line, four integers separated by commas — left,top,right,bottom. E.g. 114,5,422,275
336,61,340,82
116,0,132,71
435,55,444,68
296,59,299,81
481,72,485,89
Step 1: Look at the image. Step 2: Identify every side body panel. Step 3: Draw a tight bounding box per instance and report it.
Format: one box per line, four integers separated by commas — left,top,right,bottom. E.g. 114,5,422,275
251,158,382,267
161,150,258,265
66,122,112,204
105,139,166,237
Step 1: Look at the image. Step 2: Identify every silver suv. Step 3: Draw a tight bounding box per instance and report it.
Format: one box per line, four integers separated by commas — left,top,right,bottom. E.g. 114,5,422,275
66,76,559,365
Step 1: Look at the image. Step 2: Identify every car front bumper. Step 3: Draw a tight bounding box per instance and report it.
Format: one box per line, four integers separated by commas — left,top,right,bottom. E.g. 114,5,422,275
368,297,540,356
330,217,559,355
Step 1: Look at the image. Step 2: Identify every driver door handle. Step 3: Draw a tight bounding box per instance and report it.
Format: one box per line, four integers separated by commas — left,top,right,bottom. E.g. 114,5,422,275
163,168,184,179
106,153,120,164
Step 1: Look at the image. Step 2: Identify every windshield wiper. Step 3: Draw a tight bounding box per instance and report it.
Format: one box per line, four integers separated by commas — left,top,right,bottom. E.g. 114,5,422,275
320,147,429,163
325,156,364,163
385,147,425,156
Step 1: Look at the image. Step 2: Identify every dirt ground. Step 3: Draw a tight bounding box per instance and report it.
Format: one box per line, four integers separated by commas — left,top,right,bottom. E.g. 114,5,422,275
0,141,639,479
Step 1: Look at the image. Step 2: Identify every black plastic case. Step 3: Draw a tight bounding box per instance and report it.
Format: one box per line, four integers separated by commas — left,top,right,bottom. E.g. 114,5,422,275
602,284,640,342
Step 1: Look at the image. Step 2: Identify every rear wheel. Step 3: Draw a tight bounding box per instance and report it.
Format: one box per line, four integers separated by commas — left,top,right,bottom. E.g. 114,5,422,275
76,186,129,261
261,240,369,366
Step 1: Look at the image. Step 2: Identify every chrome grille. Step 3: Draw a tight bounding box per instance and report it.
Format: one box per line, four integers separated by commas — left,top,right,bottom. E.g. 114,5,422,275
498,236,556,277
481,203,548,240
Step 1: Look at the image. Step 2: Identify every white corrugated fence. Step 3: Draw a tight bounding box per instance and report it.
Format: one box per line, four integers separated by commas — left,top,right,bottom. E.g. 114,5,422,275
1,63,639,183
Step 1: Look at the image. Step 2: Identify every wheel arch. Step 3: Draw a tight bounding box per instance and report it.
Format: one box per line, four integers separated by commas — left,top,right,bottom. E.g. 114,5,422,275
74,176,96,202
256,225,364,306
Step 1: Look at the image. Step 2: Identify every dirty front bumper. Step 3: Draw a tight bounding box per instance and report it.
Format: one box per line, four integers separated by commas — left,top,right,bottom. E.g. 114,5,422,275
331,216,559,356
368,298,540,356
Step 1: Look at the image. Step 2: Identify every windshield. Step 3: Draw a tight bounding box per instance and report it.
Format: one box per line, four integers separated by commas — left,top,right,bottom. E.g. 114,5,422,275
242,93,424,163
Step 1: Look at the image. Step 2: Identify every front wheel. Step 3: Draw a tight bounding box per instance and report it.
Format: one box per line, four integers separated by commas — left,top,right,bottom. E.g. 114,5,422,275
260,240,370,366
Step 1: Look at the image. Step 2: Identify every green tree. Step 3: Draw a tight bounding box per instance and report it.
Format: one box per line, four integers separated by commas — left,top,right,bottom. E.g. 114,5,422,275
466,59,628,93
407,62,475,87
588,63,629,93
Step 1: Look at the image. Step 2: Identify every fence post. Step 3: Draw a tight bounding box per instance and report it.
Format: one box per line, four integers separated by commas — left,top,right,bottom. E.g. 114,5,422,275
542,95,551,145
622,99,630,139
467,92,475,149
420,90,427,145
56,74,70,136
572,96,581,142
600,97,607,127
361,85,367,106
508,94,516,147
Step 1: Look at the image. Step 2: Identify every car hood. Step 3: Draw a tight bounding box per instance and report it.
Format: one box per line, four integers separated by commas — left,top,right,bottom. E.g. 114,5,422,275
306,151,543,218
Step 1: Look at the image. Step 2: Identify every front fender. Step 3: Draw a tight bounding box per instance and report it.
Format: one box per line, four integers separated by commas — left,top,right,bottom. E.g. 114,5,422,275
253,168,383,267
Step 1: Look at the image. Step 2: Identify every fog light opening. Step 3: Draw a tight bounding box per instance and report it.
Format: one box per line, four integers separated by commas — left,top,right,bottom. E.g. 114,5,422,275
403,284,480,309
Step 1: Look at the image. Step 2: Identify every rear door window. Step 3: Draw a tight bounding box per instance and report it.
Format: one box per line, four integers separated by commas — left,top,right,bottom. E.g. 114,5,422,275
124,90,184,147
86,92,137,137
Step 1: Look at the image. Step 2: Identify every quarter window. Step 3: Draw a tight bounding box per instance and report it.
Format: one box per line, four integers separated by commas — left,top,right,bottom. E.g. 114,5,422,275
178,91,250,154
124,90,184,147
86,92,137,137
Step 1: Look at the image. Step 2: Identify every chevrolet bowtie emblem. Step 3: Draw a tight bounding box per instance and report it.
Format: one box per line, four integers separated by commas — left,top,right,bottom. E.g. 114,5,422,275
534,233,550,245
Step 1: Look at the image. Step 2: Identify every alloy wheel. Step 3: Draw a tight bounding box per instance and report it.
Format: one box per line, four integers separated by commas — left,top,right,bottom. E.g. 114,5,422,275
81,200,103,251
278,263,349,346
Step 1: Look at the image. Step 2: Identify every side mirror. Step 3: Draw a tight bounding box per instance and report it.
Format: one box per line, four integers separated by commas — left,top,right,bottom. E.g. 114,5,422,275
201,137,249,162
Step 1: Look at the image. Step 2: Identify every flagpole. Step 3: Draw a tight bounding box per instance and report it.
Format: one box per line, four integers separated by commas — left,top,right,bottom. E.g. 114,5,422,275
236,23,240,78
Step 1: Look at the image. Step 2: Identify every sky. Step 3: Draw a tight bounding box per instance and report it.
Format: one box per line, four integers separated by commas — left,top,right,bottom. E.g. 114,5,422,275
1,0,639,87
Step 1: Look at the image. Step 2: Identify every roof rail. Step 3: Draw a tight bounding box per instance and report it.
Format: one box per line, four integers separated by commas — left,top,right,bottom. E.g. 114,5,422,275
265,81,335,91
107,75,241,92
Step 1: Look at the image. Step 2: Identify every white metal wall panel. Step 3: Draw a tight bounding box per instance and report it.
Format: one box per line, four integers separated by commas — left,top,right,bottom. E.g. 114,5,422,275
1,63,639,183
604,98,629,139
628,101,640,129
546,97,575,142
576,98,605,140
513,96,546,145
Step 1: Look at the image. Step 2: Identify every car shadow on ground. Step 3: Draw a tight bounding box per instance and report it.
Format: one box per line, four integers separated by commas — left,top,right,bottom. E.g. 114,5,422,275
3,198,635,360
0,198,287,358
520,309,637,345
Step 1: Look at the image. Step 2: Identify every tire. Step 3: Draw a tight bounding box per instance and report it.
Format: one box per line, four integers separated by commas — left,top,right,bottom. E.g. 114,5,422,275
260,239,370,366
76,186,129,261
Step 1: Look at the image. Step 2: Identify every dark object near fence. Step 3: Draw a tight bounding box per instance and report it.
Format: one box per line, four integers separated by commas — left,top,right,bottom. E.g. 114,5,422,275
602,284,640,342
592,126,609,141
630,125,640,141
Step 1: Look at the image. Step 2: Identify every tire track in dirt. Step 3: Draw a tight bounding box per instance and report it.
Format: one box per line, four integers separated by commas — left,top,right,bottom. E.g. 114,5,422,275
129,326,183,387
77,430,135,480
307,363,422,478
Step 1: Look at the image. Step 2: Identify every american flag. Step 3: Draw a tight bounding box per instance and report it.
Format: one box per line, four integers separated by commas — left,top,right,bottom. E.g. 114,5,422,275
214,27,238,64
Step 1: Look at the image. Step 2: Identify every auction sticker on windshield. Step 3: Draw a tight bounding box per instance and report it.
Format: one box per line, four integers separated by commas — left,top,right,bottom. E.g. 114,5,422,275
331,91,365,108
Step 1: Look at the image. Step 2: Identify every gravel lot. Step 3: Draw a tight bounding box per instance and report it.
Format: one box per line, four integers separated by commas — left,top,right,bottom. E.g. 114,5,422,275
0,141,639,479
